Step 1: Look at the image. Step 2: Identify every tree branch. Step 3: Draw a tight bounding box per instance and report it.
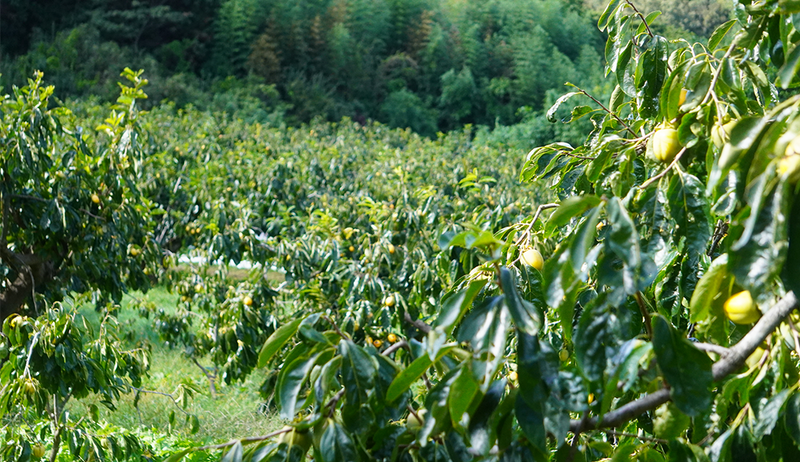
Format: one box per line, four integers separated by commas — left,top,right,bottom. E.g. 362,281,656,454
693,342,729,356
192,427,292,452
403,310,431,334
190,356,217,397
638,147,687,190
569,291,798,432
382,340,408,356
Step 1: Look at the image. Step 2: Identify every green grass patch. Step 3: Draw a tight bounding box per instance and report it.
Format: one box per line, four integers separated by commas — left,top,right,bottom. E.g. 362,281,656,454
67,288,283,445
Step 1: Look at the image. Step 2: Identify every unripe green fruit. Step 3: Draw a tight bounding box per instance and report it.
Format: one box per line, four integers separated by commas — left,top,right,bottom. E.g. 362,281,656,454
724,291,760,324
279,427,313,454
407,409,427,432
24,379,36,395
559,348,569,362
653,402,690,440
653,128,681,163
711,121,737,148
521,248,544,271
779,136,800,183
32,443,46,459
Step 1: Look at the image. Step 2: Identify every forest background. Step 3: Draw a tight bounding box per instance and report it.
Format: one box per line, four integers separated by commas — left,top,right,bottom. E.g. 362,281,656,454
1,0,729,142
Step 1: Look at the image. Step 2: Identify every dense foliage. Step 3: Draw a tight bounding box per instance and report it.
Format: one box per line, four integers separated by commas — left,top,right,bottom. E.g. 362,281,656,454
1,0,723,135
6,0,800,461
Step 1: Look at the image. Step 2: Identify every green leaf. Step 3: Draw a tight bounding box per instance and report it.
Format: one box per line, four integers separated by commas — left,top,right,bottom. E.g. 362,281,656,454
546,92,581,123
575,294,619,383
163,449,191,462
689,254,730,323
778,42,800,89
598,0,623,30
515,396,547,460
707,428,734,462
609,85,625,112
708,19,738,51
277,350,322,419
689,254,730,324
601,339,652,414
562,105,594,123
221,442,243,462
569,204,603,273
784,392,800,446
448,364,481,430
668,440,710,462
616,41,636,96
319,422,357,462
500,268,541,336
386,345,454,402
258,317,305,368
544,195,602,236
432,280,487,336
668,171,711,257
607,197,641,275
339,340,377,406
652,315,713,416
783,189,800,293
754,389,791,438
730,179,792,297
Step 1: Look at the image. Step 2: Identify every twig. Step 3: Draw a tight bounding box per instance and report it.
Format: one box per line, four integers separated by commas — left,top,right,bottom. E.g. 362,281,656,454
518,203,560,248
576,88,638,137
10,194,48,203
381,340,408,356
562,150,597,161
192,427,293,452
635,292,652,338
693,342,730,356
403,310,431,334
131,386,193,417
701,39,739,107
407,404,422,423
323,315,350,340
23,332,41,377
708,220,728,257
190,356,217,397
78,208,104,220
638,147,688,189
567,413,589,462
601,429,667,444
624,0,654,38
325,389,346,417
567,291,798,432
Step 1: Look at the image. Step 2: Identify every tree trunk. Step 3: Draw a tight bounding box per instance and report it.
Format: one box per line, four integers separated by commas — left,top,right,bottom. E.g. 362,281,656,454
0,258,56,322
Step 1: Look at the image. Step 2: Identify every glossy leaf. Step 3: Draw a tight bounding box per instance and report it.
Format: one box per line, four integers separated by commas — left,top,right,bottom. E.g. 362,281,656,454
258,318,305,368
652,315,713,416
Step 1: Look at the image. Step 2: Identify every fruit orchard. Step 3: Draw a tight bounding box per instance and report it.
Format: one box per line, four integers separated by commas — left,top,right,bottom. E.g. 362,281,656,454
4,1,800,461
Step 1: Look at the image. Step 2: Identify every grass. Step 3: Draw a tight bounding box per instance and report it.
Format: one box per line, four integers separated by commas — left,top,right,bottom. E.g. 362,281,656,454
66,287,283,446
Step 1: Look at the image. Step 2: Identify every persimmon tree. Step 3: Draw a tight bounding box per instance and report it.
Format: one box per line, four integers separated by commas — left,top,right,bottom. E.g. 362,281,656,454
0,69,159,317
167,0,800,461
0,70,168,461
